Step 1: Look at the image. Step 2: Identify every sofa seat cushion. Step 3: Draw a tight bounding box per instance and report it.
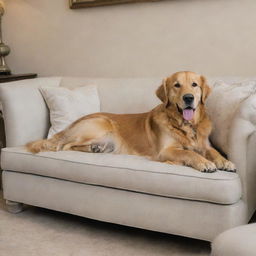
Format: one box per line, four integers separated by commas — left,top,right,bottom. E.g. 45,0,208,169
1,147,242,205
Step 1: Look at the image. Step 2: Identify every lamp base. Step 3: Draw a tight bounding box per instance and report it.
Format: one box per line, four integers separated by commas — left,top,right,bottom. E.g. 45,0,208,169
0,71,11,75
0,56,11,75
0,69,11,75
0,42,11,75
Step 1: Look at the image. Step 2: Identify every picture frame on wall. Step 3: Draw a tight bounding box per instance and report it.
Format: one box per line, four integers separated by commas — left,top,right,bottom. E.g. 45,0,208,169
70,0,160,8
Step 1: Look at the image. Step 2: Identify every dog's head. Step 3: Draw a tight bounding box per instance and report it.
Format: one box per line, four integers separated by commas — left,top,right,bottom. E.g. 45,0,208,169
156,71,211,121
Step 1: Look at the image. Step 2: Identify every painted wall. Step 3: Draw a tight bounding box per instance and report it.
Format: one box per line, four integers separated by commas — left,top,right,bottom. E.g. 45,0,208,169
3,0,256,78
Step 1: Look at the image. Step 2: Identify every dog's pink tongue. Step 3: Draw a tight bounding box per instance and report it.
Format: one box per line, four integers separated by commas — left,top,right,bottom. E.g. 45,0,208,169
183,109,194,121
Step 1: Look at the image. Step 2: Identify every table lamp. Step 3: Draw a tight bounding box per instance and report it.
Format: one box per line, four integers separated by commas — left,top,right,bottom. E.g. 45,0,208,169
0,0,11,75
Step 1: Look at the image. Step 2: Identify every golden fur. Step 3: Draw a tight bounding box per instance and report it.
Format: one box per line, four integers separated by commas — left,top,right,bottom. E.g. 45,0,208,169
26,71,236,172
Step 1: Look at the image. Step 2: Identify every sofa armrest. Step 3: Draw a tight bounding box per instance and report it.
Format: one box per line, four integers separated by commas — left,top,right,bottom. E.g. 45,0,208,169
0,77,61,147
228,95,256,216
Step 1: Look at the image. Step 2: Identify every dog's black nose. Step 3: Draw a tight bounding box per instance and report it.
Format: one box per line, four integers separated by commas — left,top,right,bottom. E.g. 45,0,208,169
183,94,194,104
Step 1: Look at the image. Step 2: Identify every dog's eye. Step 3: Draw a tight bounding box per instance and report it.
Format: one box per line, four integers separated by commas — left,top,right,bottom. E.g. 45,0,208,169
192,82,198,87
174,83,181,88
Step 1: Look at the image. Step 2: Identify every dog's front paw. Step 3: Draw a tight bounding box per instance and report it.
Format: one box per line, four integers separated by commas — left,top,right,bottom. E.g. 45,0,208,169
196,160,217,173
214,158,236,172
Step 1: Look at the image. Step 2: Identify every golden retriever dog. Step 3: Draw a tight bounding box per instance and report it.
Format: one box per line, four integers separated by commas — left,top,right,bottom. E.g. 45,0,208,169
26,71,236,173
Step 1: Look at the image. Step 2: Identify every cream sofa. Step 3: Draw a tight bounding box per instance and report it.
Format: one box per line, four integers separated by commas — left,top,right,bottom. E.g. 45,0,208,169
1,76,256,242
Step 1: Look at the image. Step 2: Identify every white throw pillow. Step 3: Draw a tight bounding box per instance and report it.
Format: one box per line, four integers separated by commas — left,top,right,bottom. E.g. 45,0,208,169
40,85,100,138
206,79,256,154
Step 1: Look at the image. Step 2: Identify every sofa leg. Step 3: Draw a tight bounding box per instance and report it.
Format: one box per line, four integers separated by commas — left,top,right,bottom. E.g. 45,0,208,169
6,200,24,213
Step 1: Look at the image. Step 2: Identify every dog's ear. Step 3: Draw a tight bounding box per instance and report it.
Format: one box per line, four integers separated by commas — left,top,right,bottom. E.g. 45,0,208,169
201,75,211,104
156,78,170,107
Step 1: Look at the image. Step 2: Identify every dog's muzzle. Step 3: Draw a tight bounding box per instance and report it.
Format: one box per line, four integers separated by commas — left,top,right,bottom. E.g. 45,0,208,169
183,94,194,106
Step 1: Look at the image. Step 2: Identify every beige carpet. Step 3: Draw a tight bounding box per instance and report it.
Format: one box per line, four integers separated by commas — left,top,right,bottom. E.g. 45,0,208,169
0,190,211,256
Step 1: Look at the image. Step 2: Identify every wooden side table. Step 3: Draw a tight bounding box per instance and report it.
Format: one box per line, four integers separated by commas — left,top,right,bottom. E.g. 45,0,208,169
0,73,37,83
0,73,37,189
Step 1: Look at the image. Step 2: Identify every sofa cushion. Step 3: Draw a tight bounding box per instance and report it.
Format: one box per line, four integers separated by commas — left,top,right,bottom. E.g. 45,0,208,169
40,85,100,138
1,147,242,205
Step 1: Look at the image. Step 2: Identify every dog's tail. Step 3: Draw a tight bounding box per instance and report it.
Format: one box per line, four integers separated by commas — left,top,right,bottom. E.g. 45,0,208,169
26,138,58,153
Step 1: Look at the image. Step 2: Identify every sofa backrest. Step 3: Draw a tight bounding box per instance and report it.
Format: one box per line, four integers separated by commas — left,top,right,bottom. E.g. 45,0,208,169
0,75,247,147
60,77,162,114
0,77,162,147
